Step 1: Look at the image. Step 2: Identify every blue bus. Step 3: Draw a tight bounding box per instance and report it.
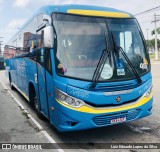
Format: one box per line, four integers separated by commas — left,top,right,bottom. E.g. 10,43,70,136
4,5,153,132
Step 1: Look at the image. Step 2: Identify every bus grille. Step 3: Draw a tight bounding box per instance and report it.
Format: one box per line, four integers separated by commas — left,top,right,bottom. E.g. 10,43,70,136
93,110,140,126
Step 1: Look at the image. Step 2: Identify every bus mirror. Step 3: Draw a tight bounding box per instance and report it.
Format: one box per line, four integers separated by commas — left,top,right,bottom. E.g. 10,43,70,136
43,26,54,48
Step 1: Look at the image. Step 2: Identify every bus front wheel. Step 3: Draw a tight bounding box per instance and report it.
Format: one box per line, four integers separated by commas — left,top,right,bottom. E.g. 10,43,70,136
29,84,46,120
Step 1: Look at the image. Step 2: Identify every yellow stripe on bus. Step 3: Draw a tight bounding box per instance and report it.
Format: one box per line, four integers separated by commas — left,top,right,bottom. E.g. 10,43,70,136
56,94,152,114
67,9,130,18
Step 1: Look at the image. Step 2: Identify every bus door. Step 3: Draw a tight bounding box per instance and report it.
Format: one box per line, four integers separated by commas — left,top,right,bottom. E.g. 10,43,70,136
36,48,49,118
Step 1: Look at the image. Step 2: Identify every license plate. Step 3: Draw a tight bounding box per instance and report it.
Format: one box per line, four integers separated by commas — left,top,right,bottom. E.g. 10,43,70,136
110,117,126,124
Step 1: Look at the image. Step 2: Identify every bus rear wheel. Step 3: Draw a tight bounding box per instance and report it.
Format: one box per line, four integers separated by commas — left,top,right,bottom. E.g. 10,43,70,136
9,73,15,90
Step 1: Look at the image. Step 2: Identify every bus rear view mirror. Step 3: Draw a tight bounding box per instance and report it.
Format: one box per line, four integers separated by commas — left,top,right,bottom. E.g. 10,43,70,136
43,26,54,48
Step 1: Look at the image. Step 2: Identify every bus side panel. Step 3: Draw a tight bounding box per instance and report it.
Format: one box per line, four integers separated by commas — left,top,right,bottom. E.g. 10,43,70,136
9,57,38,102
10,58,17,87
10,58,27,95
16,59,24,91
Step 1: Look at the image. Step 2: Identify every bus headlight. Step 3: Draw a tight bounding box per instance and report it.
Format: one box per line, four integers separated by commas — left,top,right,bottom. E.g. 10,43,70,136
55,89,85,108
145,86,152,97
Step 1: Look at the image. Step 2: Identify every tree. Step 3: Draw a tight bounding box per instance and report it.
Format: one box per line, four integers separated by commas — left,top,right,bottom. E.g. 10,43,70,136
151,27,160,35
146,39,160,49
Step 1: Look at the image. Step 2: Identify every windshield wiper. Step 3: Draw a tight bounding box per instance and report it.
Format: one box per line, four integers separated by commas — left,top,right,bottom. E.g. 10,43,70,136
89,32,110,89
111,32,142,85
111,32,120,64
119,47,142,84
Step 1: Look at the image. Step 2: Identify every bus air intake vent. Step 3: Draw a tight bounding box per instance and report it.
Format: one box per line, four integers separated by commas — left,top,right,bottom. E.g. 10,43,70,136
98,83,137,91
93,109,140,126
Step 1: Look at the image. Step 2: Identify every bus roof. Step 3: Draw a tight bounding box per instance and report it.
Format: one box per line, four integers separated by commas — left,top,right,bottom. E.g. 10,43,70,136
34,4,134,18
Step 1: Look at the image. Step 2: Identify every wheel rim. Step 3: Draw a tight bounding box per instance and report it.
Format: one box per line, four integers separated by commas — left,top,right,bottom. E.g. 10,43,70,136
34,96,38,110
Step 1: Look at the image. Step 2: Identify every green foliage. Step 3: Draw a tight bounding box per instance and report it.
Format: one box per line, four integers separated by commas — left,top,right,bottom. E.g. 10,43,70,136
146,39,160,49
149,52,160,59
151,27,160,35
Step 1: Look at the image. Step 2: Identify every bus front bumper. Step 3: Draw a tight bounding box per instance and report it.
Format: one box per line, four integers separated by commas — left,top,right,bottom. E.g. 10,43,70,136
54,94,153,132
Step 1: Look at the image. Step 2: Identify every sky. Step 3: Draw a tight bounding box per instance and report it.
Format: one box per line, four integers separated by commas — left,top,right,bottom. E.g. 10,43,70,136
0,0,160,50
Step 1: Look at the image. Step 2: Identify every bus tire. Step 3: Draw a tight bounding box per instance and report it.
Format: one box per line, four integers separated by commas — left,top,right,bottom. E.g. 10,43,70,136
9,73,15,90
29,84,46,120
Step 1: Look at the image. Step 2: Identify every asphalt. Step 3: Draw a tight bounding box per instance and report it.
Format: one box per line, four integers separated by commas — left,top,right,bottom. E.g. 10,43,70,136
0,79,57,152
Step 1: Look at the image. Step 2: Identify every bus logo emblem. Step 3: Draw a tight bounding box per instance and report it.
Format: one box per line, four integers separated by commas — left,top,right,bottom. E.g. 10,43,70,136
116,96,121,102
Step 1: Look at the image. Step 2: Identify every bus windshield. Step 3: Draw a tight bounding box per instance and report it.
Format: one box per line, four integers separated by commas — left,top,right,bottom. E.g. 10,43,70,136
53,13,150,82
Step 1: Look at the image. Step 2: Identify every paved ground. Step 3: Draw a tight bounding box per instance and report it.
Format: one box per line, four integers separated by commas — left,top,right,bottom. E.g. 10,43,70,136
0,62,160,152
0,75,58,152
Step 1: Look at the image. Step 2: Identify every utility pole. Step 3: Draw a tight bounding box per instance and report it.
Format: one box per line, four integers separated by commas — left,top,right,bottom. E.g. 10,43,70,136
152,14,160,61
146,29,149,48
154,14,158,61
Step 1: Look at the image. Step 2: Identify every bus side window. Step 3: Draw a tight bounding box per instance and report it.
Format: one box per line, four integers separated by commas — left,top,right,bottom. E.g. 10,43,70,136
37,14,45,49
45,49,52,75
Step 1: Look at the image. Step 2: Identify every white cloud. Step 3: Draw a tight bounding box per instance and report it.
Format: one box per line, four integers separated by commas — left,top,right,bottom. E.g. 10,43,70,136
0,19,26,46
0,0,3,3
0,0,3,10
7,19,25,29
13,0,30,8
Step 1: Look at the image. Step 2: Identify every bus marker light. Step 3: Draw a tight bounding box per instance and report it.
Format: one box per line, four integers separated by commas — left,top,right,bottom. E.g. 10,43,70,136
116,96,121,102
51,107,54,111
145,86,152,98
